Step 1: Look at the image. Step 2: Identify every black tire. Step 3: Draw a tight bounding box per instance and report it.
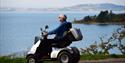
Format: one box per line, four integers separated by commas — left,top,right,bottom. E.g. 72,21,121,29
71,47,80,63
27,55,43,63
57,51,73,63
27,55,37,63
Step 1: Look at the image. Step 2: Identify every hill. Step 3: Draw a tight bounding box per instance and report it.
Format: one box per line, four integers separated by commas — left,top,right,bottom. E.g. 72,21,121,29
0,3,125,12
59,3,125,11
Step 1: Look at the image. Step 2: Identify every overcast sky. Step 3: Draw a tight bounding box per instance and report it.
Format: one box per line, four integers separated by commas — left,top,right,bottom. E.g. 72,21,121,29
0,0,125,8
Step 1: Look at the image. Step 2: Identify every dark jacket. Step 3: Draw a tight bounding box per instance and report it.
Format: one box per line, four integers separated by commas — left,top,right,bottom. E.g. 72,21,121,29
48,21,72,39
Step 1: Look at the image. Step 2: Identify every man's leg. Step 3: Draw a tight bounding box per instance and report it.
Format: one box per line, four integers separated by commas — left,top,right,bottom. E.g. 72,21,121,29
56,36,72,48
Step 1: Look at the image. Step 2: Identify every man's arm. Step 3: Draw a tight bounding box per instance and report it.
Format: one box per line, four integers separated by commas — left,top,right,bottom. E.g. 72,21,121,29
48,24,63,35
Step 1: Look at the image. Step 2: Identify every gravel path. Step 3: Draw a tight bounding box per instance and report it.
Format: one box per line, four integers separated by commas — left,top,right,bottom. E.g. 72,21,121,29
79,58,125,63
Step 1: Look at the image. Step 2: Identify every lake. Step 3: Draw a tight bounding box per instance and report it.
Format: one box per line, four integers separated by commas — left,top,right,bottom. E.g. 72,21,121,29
0,12,124,56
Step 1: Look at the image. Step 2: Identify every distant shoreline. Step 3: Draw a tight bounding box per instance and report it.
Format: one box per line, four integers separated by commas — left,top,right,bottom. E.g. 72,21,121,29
0,10,125,14
73,10,125,25
72,21,125,25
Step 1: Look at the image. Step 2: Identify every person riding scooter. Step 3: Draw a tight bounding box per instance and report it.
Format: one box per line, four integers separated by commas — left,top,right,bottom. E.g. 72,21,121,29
35,14,72,59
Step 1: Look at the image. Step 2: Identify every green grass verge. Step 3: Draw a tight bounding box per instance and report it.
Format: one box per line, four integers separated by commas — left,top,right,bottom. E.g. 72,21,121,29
0,54,125,63
80,54,125,60
0,56,26,63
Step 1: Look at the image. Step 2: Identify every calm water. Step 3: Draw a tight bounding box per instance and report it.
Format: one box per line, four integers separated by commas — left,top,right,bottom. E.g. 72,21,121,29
0,12,123,55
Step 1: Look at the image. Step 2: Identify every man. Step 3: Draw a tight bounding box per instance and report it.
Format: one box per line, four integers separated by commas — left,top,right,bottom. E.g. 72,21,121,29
35,14,72,59
47,14,72,47
48,14,72,40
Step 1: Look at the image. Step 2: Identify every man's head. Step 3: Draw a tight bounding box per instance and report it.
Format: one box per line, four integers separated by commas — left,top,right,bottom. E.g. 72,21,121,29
58,14,67,23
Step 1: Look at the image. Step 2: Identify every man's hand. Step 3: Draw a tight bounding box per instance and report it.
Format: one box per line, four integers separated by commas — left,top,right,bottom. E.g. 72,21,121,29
42,31,48,36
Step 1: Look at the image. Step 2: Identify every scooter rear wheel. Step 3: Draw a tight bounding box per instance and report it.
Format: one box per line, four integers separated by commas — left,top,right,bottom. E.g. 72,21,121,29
57,51,73,63
71,47,80,63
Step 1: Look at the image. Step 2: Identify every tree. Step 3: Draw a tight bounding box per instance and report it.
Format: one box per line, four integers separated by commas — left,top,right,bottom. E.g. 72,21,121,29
84,16,92,22
96,10,109,23
80,25,125,55
112,25,125,54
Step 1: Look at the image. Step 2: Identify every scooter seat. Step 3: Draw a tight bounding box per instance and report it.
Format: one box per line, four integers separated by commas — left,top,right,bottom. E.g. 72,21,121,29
51,41,72,48
51,43,62,48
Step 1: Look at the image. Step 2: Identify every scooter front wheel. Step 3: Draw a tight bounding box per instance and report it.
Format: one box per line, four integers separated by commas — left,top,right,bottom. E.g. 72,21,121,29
27,55,36,63
27,55,43,63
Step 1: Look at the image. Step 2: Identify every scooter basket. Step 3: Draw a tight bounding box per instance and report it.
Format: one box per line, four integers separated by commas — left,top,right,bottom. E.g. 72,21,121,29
67,28,83,41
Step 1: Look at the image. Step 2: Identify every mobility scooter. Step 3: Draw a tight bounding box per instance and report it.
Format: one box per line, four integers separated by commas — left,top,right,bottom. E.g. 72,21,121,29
26,25,83,63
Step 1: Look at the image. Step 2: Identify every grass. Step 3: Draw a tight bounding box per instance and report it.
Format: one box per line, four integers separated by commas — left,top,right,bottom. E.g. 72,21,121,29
0,54,125,63
80,54,108,60
0,56,26,63
80,54,125,60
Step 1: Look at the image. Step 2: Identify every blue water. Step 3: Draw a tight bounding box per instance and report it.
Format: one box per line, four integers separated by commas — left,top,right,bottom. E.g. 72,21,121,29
0,12,123,56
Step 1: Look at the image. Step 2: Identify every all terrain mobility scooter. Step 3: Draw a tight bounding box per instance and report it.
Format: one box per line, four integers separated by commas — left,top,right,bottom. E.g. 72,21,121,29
26,25,83,63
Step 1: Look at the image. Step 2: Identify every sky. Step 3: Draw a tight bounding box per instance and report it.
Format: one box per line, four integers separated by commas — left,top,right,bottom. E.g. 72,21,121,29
0,0,125,8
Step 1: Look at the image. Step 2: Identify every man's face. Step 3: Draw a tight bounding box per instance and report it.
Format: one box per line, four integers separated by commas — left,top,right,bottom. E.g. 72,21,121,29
58,17,64,23
58,14,66,23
